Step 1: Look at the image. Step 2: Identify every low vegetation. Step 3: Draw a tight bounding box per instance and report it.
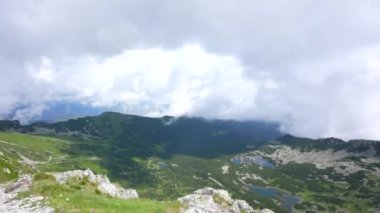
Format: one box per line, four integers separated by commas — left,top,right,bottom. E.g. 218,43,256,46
20,173,179,213
0,113,379,212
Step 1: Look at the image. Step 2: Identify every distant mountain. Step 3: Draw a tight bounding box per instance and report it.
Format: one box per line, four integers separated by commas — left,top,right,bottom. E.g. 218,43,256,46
0,112,379,212
3,102,108,124
14,112,283,157
0,120,20,131
277,134,380,154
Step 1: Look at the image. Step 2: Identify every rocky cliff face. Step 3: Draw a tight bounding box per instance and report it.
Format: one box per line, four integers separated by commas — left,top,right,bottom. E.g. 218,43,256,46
178,187,274,213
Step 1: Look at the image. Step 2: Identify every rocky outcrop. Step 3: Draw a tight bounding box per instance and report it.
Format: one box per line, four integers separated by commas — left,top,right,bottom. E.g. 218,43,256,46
260,209,274,213
178,187,256,213
53,169,138,199
0,175,54,213
4,174,32,193
0,169,138,213
244,144,380,175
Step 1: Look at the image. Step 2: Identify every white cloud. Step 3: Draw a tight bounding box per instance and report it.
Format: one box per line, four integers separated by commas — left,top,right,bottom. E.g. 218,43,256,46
258,45,380,140
11,104,45,124
28,57,56,83
25,44,259,119
0,0,380,140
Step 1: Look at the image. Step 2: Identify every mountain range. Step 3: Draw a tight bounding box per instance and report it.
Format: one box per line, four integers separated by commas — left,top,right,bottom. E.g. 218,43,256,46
0,112,379,212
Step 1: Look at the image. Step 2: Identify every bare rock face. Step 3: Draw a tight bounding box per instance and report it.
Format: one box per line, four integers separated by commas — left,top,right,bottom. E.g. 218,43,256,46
53,169,138,199
178,187,255,213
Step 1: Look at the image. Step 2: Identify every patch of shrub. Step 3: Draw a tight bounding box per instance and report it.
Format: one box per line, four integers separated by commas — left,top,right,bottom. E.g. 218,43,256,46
95,188,102,195
212,193,230,206
33,173,55,181
70,184,82,190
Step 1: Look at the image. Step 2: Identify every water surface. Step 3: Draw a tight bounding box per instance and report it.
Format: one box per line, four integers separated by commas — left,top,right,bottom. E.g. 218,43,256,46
249,185,300,212
231,156,274,168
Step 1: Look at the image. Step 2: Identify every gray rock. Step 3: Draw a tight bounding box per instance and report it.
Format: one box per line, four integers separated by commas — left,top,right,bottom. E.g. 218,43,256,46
5,174,32,193
178,187,255,213
234,199,255,213
53,169,138,199
260,209,275,213
0,175,54,213
2,167,11,174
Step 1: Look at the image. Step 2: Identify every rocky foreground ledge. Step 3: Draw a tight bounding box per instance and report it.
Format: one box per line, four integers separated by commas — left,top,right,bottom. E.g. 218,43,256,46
53,168,139,200
178,187,274,213
0,175,54,213
1,170,274,212
0,169,138,212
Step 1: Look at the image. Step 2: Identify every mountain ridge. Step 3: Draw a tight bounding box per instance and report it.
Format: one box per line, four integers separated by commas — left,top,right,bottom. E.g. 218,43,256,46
0,112,379,212
3,112,379,144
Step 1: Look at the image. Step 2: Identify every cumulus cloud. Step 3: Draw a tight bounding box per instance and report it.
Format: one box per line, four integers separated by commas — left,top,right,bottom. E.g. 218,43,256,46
24,44,259,118
0,0,380,140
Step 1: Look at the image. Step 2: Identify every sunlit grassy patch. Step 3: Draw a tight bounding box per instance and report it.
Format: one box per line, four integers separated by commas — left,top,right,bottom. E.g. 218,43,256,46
19,173,180,213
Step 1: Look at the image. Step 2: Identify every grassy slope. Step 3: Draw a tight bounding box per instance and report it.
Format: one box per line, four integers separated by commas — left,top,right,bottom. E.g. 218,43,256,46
1,131,379,212
20,174,178,213
0,132,286,212
0,132,62,182
0,132,179,213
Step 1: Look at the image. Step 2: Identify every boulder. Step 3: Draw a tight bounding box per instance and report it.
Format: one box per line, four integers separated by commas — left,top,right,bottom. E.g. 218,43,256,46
178,187,255,213
260,209,275,213
2,167,11,174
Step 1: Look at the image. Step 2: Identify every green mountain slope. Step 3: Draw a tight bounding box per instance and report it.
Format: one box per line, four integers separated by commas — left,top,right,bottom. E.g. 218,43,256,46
0,132,179,212
0,113,379,212
20,112,281,157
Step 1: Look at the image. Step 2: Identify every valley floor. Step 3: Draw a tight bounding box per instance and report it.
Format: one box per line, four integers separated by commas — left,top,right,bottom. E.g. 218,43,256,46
0,132,379,212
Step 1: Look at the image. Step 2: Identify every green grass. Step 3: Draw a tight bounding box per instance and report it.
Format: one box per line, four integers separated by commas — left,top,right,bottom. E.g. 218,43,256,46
0,158,19,182
0,132,111,180
1,131,379,213
0,132,53,182
0,132,69,156
20,173,180,213
0,132,179,212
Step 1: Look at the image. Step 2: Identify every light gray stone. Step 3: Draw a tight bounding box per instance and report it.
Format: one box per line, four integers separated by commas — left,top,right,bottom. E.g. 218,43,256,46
0,175,54,213
53,169,138,199
2,167,11,174
178,187,255,213
260,208,275,213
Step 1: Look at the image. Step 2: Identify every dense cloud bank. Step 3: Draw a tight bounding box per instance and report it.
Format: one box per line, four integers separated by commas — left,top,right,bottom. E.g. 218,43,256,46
0,0,380,140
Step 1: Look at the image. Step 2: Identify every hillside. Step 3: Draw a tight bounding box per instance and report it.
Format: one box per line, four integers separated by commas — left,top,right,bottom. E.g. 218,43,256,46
19,112,281,157
0,113,379,212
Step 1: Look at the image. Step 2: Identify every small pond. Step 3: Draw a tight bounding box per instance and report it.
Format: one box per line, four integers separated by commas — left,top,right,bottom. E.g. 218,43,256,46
250,185,278,197
231,156,274,168
249,185,301,212
158,162,167,169
282,195,301,212
254,156,275,168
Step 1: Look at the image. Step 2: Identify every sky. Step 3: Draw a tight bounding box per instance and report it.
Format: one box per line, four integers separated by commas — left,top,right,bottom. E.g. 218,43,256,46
1,0,380,140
